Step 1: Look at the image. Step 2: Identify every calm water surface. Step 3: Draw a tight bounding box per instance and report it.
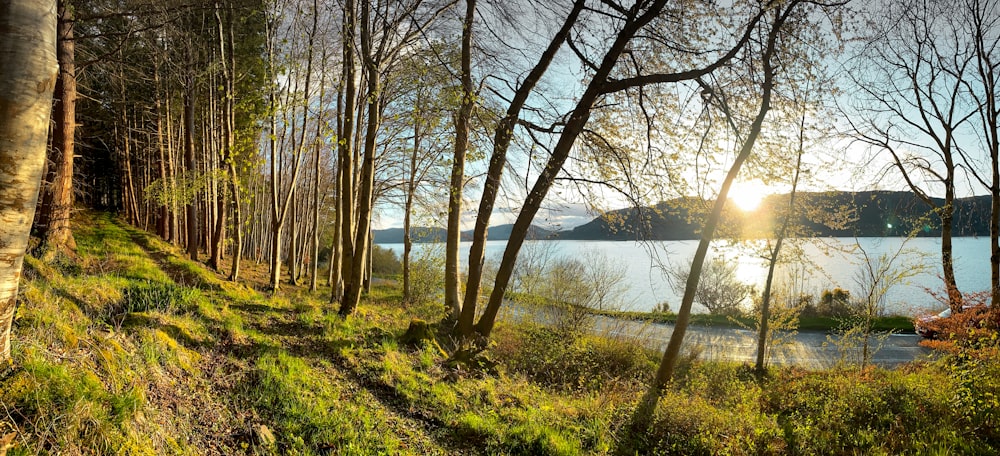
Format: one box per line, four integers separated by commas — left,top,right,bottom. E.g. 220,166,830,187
378,237,991,316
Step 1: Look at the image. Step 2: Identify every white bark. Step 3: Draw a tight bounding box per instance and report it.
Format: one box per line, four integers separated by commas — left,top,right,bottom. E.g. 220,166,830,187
0,0,59,363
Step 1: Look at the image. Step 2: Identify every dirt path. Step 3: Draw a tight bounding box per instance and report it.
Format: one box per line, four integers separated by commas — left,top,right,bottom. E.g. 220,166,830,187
125,226,462,454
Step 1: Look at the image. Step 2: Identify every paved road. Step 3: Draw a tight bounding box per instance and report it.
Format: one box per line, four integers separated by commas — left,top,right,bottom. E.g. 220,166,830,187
590,315,934,368
501,306,934,368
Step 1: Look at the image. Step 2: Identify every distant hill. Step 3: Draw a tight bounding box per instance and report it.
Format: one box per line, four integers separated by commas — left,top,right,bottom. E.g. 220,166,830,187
375,191,993,243
373,224,556,244
554,200,702,240
555,191,992,240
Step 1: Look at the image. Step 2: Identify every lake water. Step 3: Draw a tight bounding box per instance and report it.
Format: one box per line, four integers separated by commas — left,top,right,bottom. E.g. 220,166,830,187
377,237,992,316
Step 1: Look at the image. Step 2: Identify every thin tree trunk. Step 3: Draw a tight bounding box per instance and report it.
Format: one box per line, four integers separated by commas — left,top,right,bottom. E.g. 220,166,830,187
154,59,170,241
184,76,199,261
340,0,378,316
755,103,807,372
403,105,420,302
0,0,58,364
338,0,358,304
329,75,344,298
445,0,476,320
35,0,76,259
288,188,299,285
165,85,179,244
458,0,584,337
652,4,789,393
475,0,673,338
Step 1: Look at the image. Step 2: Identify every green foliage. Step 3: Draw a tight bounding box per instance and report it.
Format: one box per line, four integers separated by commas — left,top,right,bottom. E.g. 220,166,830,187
407,245,445,304
6,212,999,455
800,287,853,318
493,323,655,391
669,257,754,317
371,244,401,276
945,332,1000,441
143,170,227,208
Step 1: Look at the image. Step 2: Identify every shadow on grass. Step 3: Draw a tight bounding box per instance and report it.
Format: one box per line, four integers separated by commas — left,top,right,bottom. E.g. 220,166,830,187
122,314,205,348
127,230,221,291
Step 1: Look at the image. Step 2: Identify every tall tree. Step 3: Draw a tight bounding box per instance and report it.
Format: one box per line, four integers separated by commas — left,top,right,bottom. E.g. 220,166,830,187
339,0,452,316
755,93,809,372
472,0,766,339
334,0,358,304
0,0,58,364
849,0,976,312
457,0,586,338
960,0,1000,318
444,0,476,320
34,0,77,260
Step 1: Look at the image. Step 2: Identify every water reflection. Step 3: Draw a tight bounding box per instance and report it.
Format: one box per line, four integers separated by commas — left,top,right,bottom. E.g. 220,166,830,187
379,237,990,316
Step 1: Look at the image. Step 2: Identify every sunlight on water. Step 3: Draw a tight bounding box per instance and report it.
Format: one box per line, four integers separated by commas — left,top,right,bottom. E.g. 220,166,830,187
379,237,988,316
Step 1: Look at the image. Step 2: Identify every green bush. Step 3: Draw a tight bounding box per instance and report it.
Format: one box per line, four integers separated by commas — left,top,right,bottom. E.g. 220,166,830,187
801,288,853,318
371,244,402,275
494,323,654,391
406,246,444,304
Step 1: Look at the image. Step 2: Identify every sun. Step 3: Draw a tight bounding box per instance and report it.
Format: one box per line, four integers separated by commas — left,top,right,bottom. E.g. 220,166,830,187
728,181,769,212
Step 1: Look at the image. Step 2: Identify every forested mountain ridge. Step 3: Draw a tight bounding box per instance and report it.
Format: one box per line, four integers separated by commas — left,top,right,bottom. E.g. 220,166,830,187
387,191,993,243
555,191,993,240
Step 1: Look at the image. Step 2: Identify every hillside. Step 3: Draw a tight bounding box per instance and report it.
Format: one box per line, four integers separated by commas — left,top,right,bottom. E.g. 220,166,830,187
381,191,993,244
554,191,992,241
2,212,997,454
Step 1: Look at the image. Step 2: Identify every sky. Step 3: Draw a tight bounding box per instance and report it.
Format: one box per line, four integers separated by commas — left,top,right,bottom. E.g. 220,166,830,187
371,0,992,232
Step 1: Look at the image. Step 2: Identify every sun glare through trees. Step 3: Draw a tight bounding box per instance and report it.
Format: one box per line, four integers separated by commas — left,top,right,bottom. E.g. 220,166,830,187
2,0,1000,453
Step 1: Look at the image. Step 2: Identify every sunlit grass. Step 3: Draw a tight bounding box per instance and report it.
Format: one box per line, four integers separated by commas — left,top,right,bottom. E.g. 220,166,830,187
1,212,997,455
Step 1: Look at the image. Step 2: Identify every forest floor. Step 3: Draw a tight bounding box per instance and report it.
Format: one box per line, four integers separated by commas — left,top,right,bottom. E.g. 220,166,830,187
1,212,997,455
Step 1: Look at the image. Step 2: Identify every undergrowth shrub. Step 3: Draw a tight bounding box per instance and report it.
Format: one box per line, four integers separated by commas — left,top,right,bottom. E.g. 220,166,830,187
945,332,1000,442
371,244,402,275
800,288,853,318
494,323,654,391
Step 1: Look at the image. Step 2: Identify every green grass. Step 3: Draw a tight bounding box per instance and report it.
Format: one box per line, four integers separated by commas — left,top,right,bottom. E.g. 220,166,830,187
1,212,996,455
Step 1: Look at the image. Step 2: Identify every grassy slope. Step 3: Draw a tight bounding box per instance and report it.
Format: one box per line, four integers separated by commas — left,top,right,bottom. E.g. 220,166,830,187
0,213,997,455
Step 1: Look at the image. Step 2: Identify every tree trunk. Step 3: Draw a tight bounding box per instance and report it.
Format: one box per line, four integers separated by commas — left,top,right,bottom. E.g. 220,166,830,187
288,188,299,285
445,0,476,321
403,115,419,302
339,0,358,304
310,142,321,292
755,106,807,372
474,0,671,338
184,78,199,261
340,0,377,316
458,0,585,337
0,0,58,364
154,59,171,241
35,0,76,259
651,4,789,393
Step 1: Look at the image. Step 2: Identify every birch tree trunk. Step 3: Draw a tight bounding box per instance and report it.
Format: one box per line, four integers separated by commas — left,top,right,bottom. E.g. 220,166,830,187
0,0,58,364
